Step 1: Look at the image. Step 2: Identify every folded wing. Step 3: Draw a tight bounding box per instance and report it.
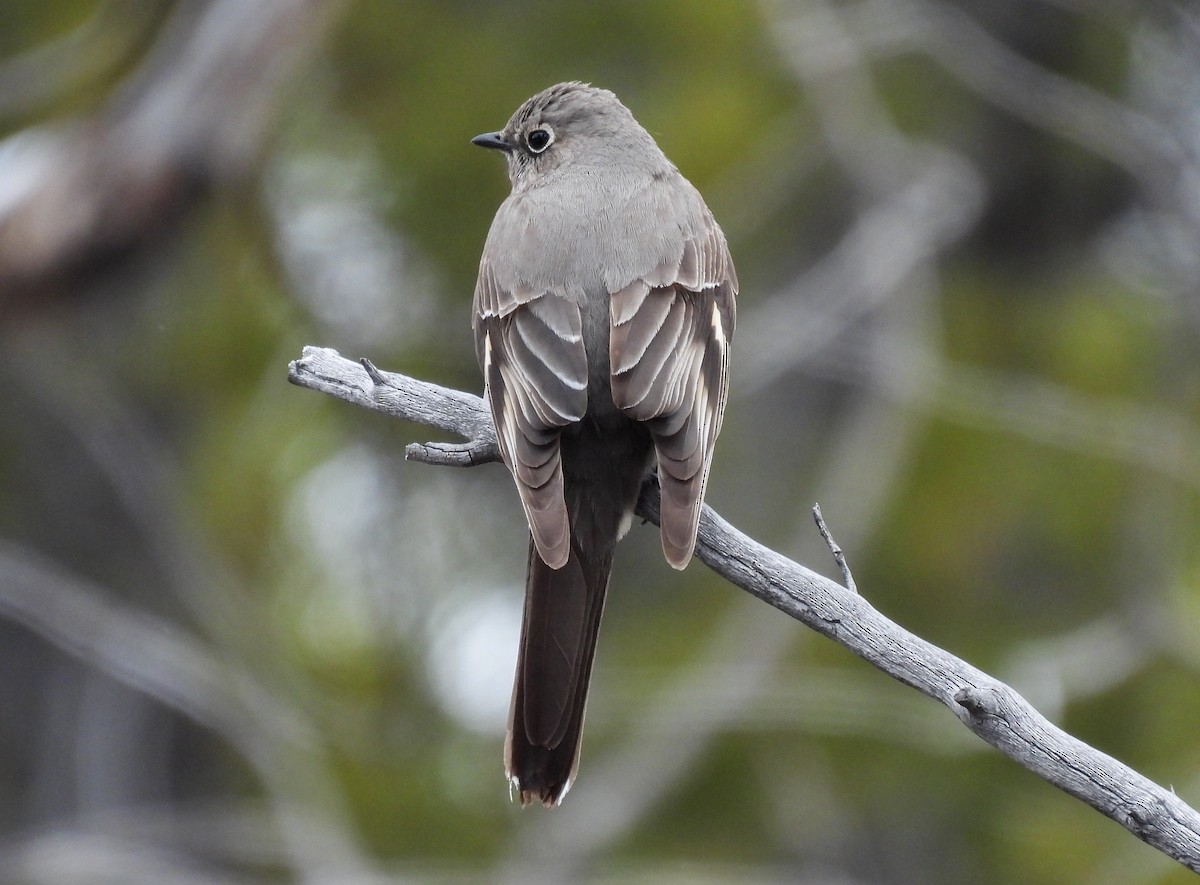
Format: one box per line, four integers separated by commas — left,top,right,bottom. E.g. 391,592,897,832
475,258,588,570
609,192,737,568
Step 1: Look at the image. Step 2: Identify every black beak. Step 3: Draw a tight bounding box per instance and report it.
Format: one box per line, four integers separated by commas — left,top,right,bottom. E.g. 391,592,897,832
471,131,511,152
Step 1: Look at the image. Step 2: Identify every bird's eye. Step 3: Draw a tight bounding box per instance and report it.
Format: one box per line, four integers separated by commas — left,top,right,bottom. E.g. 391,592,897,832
526,127,554,154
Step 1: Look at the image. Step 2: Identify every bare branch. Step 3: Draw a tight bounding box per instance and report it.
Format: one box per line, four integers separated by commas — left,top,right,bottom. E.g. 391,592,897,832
289,346,498,458
288,345,1200,874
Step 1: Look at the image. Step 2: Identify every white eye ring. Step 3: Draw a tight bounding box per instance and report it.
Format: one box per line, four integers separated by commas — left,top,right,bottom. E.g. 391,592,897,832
526,126,554,154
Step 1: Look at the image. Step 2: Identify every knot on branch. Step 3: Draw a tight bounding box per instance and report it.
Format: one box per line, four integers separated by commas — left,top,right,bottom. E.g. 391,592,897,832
1124,797,1164,831
953,685,1006,724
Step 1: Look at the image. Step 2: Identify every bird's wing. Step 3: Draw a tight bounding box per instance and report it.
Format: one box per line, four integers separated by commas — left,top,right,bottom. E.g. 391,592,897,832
474,214,588,570
608,176,737,568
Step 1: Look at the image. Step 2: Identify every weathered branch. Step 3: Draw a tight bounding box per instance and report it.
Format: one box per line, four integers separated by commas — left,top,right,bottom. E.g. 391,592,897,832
288,345,1200,873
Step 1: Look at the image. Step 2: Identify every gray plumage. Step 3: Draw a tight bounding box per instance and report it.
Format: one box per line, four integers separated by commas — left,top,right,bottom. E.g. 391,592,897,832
472,82,736,807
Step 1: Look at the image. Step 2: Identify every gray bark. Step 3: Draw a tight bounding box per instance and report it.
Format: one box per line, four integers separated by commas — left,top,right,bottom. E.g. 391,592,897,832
289,344,1200,874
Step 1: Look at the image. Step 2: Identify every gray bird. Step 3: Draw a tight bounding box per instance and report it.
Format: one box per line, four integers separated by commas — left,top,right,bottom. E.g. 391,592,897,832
471,82,736,807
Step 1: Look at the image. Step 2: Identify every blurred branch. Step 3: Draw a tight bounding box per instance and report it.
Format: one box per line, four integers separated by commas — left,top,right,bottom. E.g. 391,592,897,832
736,148,982,393
0,538,376,881
787,0,1193,200
0,543,299,746
0,1,162,116
754,0,1200,493
289,344,1200,873
0,0,346,301
0,800,291,884
815,339,1200,493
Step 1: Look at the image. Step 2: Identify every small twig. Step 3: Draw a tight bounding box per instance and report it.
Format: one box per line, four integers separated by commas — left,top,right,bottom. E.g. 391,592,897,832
360,357,388,386
812,503,857,594
357,356,502,466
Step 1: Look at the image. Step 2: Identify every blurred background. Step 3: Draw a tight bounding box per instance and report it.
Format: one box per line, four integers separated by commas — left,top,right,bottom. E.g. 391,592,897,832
0,0,1198,882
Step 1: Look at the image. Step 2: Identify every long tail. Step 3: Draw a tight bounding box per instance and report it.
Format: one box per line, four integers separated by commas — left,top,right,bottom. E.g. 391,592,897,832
505,534,613,806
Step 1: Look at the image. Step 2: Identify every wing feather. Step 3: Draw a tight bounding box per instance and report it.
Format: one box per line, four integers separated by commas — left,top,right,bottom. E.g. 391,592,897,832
475,250,588,570
609,181,736,569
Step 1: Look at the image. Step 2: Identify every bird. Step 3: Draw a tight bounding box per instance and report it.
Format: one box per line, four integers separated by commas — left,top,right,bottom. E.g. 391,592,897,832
471,82,736,807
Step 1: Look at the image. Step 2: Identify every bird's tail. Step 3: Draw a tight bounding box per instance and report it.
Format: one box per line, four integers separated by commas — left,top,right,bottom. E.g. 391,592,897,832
505,535,613,807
